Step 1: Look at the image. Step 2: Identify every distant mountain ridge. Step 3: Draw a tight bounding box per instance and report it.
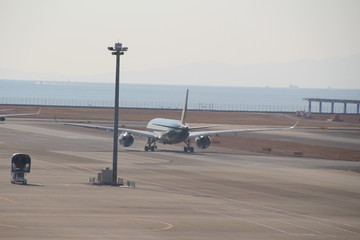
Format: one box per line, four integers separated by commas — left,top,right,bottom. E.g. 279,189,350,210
1,54,359,88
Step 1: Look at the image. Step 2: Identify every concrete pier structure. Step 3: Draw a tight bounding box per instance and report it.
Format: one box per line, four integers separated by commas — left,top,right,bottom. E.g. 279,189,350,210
303,98,360,114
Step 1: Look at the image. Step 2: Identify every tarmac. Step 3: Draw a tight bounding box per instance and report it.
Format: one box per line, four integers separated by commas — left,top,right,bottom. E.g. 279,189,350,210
1,119,360,240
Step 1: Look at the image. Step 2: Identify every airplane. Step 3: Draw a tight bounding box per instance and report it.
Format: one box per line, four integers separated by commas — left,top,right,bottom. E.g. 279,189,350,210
0,108,41,121
57,89,298,152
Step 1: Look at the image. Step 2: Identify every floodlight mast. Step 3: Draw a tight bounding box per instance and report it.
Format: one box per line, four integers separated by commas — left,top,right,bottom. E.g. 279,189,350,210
108,42,127,185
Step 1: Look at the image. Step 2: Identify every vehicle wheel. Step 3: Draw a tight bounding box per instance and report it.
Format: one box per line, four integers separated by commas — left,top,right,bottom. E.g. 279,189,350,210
145,146,149,151
184,147,188,152
150,146,155,151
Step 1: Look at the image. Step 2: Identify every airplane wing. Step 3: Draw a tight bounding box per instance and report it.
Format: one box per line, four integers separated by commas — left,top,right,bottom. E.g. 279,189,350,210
0,108,41,118
56,121,157,139
0,109,15,112
188,121,298,139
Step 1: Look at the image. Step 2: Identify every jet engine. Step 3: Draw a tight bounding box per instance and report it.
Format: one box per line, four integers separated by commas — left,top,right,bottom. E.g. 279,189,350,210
119,132,134,147
195,136,211,149
0,116,5,121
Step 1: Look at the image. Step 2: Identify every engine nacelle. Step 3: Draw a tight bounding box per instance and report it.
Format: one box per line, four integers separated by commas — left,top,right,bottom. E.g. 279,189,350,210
0,116,5,121
195,136,211,149
119,132,134,147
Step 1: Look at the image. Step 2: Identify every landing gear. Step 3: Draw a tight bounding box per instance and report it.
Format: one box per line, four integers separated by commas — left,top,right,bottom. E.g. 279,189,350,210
145,146,157,152
184,147,194,152
145,138,157,152
184,139,194,152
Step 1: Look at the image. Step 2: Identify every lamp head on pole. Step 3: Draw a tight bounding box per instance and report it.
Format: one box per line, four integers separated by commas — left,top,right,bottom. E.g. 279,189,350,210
108,42,128,55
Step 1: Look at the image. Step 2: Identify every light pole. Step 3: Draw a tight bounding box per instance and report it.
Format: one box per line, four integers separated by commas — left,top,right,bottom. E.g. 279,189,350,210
108,42,128,185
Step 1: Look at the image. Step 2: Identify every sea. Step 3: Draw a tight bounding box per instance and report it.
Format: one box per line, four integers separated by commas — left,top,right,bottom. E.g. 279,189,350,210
1,79,360,113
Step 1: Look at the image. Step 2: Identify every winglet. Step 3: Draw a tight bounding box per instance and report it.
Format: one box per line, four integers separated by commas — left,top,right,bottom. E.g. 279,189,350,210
54,115,62,124
180,89,189,125
290,121,299,129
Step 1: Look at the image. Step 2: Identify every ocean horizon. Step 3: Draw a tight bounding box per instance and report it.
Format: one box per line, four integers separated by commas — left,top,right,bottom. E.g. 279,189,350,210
1,79,360,113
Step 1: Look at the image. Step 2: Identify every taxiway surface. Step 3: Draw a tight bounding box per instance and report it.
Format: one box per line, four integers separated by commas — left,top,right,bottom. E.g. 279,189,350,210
1,120,360,240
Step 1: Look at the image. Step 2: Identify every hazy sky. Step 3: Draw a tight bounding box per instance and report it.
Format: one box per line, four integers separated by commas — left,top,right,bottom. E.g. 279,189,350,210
1,0,359,87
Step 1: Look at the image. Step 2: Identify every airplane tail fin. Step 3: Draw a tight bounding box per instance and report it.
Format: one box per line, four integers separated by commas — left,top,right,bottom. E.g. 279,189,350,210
180,89,189,125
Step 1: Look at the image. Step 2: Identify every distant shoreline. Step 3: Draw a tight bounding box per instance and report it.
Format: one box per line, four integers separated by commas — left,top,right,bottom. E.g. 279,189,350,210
2,80,360,113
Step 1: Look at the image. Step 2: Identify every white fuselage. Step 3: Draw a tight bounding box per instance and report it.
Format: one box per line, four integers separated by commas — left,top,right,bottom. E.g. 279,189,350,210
146,118,190,144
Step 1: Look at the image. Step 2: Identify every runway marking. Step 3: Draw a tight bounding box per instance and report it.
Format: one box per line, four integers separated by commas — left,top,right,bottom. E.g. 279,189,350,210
103,219,173,234
191,207,289,234
129,218,174,232
0,123,109,141
0,223,17,228
35,158,96,174
159,221,174,230
125,175,360,237
262,207,360,237
0,195,18,204
191,206,343,238
314,221,360,237
274,219,335,238
103,231,118,238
